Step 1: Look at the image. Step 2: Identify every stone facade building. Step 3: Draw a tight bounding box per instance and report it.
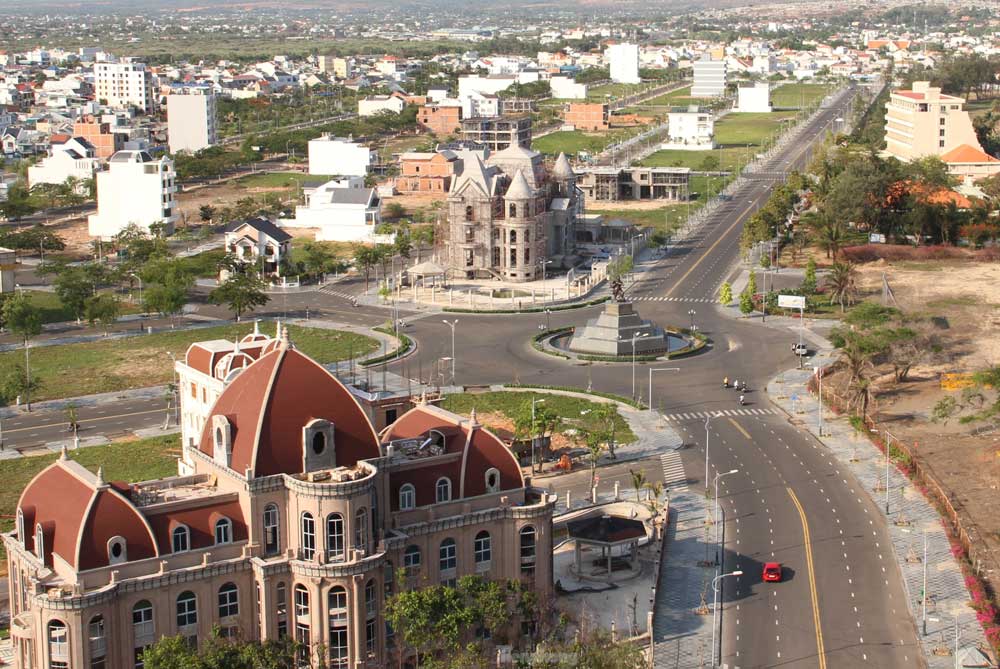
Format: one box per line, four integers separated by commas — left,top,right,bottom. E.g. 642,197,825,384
445,148,581,281
5,328,554,669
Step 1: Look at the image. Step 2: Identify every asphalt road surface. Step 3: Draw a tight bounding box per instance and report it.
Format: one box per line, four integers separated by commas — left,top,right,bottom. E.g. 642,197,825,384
2,85,925,667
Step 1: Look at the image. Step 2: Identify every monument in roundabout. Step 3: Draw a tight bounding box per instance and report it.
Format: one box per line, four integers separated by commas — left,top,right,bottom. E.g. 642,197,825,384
568,275,673,356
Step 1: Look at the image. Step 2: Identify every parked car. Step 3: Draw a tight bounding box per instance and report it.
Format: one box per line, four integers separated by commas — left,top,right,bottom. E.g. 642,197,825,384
792,343,809,357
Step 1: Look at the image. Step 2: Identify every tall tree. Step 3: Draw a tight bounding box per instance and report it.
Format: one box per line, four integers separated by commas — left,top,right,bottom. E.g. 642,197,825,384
824,261,858,313
210,272,270,321
3,293,42,410
85,294,121,335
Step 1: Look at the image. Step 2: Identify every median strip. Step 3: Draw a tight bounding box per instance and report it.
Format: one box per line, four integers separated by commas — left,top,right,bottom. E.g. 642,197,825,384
787,486,827,669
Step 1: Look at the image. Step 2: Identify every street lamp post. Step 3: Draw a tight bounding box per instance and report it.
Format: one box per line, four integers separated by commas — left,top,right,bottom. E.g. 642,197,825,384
628,333,649,401
688,309,696,331
648,367,680,413
531,397,546,474
812,365,824,437
129,273,143,308
441,320,458,385
714,469,739,562
711,569,743,667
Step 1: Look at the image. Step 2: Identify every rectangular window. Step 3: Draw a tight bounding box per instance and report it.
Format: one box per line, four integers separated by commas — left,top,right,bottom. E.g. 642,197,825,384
365,618,377,654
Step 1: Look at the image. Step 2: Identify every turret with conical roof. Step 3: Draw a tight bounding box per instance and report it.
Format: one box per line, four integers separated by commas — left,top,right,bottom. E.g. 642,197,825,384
552,152,576,197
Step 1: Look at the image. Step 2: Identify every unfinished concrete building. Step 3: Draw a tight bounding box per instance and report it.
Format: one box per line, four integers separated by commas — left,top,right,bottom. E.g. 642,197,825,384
459,116,533,152
576,166,691,202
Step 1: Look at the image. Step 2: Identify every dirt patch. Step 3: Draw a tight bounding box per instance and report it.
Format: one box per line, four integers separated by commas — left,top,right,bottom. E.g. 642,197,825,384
586,200,685,212
474,410,579,451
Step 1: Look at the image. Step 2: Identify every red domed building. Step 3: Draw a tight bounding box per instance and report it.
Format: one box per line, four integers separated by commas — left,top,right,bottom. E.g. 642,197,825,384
5,328,554,669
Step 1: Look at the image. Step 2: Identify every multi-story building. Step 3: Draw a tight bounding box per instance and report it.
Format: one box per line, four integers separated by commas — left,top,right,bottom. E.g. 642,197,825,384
606,43,641,85
577,166,690,201
736,83,771,113
27,136,99,190
395,151,461,193
166,89,217,154
564,103,609,131
662,107,715,151
883,81,983,162
280,178,382,243
691,57,727,98
459,116,532,152
357,96,405,117
5,329,554,669
73,115,125,161
307,135,374,177
94,59,156,113
317,55,353,79
446,148,580,282
87,150,177,239
417,102,462,136
221,218,292,280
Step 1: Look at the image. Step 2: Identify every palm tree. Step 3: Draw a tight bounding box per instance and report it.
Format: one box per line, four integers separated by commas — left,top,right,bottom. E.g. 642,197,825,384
644,481,665,516
824,261,858,312
816,220,845,260
629,469,647,502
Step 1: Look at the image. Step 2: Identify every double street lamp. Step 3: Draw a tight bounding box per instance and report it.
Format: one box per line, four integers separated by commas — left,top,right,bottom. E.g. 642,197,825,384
711,569,743,667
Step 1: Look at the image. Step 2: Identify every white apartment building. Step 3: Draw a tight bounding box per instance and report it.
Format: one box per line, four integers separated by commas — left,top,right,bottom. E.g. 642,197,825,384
166,88,218,154
279,178,382,243
307,135,374,176
662,107,715,150
358,95,405,117
884,81,983,162
458,72,540,99
606,43,641,85
461,93,499,119
550,75,588,99
737,83,772,113
94,59,156,112
691,57,727,98
27,136,99,190
87,150,177,239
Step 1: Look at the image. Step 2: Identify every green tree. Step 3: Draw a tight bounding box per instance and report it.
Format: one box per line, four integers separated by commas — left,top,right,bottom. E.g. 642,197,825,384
739,289,754,316
719,281,733,306
0,184,38,220
3,293,42,410
210,272,270,321
607,254,634,283
141,631,300,669
801,257,817,295
699,154,721,172
825,261,858,312
746,271,757,296
198,205,216,223
0,363,39,406
629,468,647,502
591,402,619,458
354,245,380,292
85,293,121,335
52,267,92,322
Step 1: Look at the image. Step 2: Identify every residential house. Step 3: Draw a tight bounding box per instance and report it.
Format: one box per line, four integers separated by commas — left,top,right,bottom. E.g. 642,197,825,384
222,217,292,280
87,150,177,239
417,101,462,136
280,178,382,242
358,95,405,117
308,135,374,177
396,151,460,193
564,103,609,131
27,136,99,190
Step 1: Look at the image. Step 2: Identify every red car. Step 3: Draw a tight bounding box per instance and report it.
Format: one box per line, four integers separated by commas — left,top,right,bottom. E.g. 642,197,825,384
763,562,783,582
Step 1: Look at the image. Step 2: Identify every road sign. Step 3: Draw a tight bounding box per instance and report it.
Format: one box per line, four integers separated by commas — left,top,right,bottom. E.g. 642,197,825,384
778,294,806,309
869,233,886,244
791,394,799,402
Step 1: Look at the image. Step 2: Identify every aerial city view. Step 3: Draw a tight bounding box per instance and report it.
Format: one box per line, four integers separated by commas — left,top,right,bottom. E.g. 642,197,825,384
1,0,1000,666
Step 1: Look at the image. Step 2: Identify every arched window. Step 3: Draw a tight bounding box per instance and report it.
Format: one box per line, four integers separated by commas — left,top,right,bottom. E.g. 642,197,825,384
399,484,415,510
294,585,310,665
16,508,24,545
301,512,315,560
435,477,452,503
474,531,492,570
326,513,344,562
263,504,279,556
365,579,377,653
509,203,517,218
176,591,198,629
509,229,517,243
354,508,368,552
214,517,232,545
439,538,457,573
403,545,421,569
311,431,326,456
48,620,69,665
88,615,107,667
276,583,288,638
108,536,127,565
171,525,190,553
329,586,349,666
132,600,154,644
520,526,536,576
485,468,500,493
218,582,239,619
35,524,44,560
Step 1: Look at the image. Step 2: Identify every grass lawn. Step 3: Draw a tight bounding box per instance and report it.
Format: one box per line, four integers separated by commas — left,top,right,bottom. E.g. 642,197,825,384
439,391,636,445
639,146,748,171
288,238,357,264
770,83,832,109
175,248,227,278
24,290,143,325
587,82,648,101
532,128,641,156
966,99,998,120
714,112,797,146
1,323,379,403
642,85,718,108
0,434,181,571
589,174,734,234
235,172,339,190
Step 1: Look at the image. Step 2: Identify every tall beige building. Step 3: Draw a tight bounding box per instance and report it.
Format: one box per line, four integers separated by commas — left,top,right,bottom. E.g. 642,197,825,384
166,89,217,154
94,59,156,113
883,81,983,161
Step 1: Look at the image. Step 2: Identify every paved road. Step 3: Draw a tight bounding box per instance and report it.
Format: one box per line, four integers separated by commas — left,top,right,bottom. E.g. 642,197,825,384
0,86,927,667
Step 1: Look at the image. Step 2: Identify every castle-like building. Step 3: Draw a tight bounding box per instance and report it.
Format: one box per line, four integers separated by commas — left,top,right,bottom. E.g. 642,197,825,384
5,327,554,669
445,147,582,282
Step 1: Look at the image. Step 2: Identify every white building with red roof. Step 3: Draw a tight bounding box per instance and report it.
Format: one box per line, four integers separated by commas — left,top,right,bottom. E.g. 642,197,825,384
6,328,554,669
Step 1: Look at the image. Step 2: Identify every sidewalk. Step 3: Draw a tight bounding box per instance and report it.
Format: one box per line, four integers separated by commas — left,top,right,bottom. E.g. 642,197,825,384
768,350,991,667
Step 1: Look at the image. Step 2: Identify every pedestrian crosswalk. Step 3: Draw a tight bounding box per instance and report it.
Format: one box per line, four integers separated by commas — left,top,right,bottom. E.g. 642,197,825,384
659,407,776,422
660,451,688,492
630,296,717,303
318,285,356,301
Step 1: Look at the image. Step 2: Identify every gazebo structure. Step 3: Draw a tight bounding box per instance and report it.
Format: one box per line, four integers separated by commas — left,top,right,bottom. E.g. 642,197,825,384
406,260,447,288
567,514,648,579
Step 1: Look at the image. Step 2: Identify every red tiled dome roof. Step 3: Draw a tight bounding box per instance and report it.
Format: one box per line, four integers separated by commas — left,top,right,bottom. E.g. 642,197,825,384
198,341,380,477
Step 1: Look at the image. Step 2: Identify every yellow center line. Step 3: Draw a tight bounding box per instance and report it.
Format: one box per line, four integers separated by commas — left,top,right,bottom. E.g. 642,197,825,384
727,417,752,440
2,408,167,434
787,486,826,669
